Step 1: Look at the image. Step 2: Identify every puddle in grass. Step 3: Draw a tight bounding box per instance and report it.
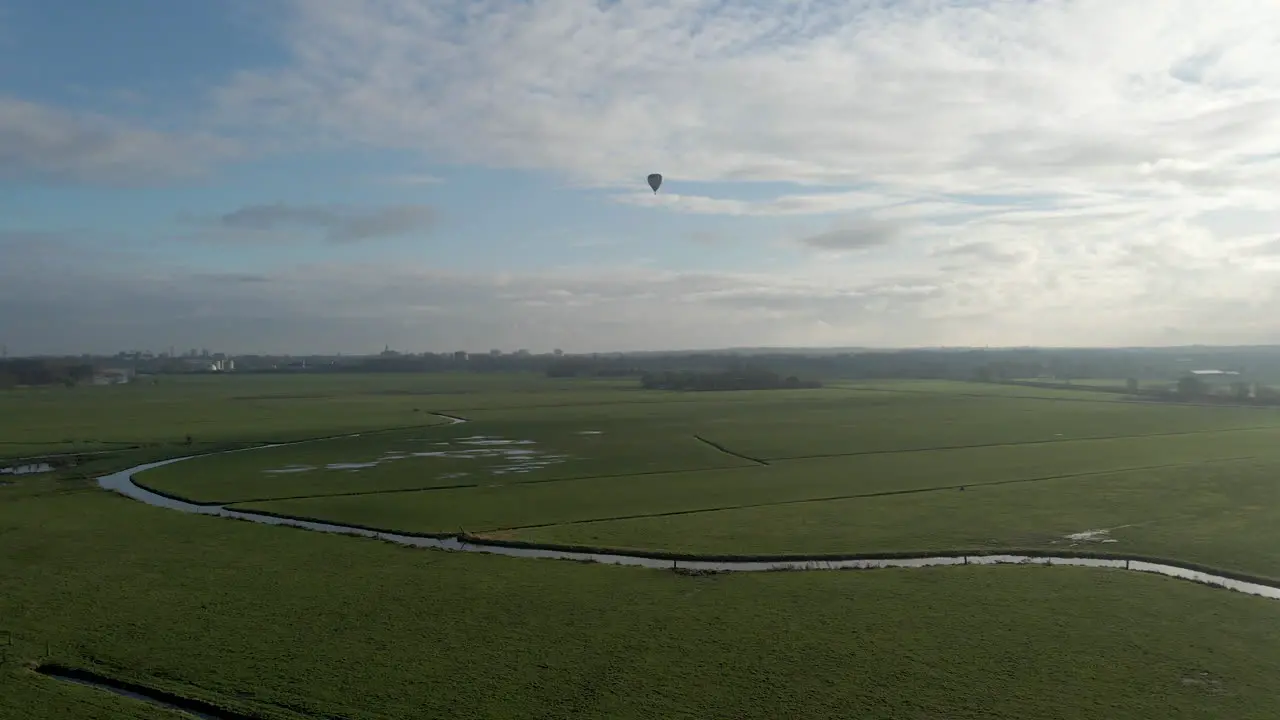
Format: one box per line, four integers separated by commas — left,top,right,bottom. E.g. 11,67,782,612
1057,525,1132,546
1,462,54,476
262,464,314,474
1065,529,1120,544
260,435,569,477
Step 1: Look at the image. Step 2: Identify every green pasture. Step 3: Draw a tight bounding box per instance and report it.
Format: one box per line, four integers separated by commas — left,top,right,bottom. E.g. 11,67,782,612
0,373,642,459
235,427,1280,548
512,457,1280,580
4,480,1280,720
139,421,757,504
6,372,1280,718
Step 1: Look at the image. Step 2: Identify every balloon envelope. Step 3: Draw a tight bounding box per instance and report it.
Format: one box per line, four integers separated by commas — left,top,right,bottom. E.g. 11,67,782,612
647,173,662,193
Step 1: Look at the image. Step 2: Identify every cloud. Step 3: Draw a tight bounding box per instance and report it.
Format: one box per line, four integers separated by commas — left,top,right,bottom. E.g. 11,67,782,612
202,0,1280,335
797,221,903,252
216,1,1280,201
932,240,1031,265
10,2,1280,353
376,173,444,185
0,97,237,186
1243,238,1280,256
611,189,903,216
211,203,436,242
6,227,1280,356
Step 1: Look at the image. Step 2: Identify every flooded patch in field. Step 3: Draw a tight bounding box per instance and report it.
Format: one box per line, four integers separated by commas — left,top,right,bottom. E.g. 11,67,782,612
263,464,315,474
1180,671,1226,695
1063,528,1121,544
456,435,536,447
260,434,567,477
325,461,377,470
0,462,54,476
491,453,572,475
578,430,603,435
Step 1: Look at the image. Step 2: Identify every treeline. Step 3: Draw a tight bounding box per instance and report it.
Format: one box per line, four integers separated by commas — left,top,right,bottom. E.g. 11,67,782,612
639,369,822,392
218,347,1280,387
25,345,1280,389
0,359,94,388
998,373,1280,406
546,358,645,378
545,347,1240,382
320,354,559,374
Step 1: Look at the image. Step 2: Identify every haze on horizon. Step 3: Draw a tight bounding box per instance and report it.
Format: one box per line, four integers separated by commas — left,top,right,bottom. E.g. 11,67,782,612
3,0,1280,357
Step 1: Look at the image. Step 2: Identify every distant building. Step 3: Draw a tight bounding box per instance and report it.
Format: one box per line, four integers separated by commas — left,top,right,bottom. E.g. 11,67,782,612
92,368,133,385
1184,369,1251,396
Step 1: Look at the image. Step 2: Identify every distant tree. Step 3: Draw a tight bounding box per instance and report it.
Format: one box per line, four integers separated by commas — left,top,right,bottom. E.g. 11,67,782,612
1231,381,1252,400
1176,374,1207,397
1125,378,1139,393
639,367,820,392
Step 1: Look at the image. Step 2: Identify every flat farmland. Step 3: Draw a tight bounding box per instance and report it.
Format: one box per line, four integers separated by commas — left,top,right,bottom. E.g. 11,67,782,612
9,372,1280,719
139,419,758,504
7,483,1280,719
0,373,648,459
119,378,1280,586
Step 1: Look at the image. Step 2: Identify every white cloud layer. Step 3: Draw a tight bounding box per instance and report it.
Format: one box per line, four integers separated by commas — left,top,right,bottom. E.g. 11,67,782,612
6,228,1280,355
209,203,436,242
218,0,1280,194
7,1,1280,351
0,97,237,185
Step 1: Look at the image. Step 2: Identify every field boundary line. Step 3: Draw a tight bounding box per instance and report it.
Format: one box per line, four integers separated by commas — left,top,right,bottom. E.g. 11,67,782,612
492,456,1259,532
693,435,769,466
35,664,267,720
220,481,483,506
762,425,1280,463
432,389,841,415
827,384,1131,405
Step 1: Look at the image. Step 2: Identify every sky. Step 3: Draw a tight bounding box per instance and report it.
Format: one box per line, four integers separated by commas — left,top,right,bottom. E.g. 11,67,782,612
3,0,1280,355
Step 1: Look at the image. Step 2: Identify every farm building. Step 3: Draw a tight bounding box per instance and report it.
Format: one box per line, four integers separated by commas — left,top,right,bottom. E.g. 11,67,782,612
92,368,133,385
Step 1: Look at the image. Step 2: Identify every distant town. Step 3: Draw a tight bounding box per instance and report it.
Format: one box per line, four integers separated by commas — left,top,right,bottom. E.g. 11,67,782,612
7,344,1280,405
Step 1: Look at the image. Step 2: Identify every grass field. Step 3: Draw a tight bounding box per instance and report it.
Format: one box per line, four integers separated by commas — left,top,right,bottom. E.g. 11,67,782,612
5,372,1280,718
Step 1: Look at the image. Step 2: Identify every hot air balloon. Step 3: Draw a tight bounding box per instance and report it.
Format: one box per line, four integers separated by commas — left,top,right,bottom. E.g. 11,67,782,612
647,173,663,194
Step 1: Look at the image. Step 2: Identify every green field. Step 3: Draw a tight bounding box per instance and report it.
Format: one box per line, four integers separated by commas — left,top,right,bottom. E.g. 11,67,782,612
5,372,1280,718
